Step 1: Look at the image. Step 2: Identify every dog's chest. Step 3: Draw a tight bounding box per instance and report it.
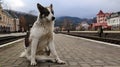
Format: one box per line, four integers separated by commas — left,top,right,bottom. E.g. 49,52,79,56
31,25,52,38
38,32,53,43
36,32,53,55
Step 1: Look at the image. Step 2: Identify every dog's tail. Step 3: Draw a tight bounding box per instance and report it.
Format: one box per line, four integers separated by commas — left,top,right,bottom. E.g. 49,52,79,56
25,31,30,47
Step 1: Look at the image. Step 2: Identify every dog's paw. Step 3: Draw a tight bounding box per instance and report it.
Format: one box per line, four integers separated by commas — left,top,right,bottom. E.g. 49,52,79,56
56,59,66,64
31,60,37,65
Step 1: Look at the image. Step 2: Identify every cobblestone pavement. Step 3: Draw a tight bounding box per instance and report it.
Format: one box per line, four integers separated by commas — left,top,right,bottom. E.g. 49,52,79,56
0,34,120,67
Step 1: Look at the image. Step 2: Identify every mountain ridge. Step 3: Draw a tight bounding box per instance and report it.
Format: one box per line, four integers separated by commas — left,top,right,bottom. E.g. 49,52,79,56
55,16,96,27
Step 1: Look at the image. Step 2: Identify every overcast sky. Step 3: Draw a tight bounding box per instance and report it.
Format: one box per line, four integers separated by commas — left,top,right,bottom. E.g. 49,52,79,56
2,0,120,18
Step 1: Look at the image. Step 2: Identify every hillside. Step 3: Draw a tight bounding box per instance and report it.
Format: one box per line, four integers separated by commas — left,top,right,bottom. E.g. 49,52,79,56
55,16,95,27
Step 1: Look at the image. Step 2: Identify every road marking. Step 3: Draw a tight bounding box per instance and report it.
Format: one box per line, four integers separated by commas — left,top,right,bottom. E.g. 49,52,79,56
0,38,24,48
61,34,120,48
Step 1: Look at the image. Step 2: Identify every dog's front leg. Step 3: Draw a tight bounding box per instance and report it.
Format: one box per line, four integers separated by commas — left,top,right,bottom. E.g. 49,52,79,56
48,40,65,64
31,38,39,65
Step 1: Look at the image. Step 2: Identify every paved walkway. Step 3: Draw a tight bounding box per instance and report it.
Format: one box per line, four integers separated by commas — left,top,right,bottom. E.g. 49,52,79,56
0,33,26,37
0,34,120,67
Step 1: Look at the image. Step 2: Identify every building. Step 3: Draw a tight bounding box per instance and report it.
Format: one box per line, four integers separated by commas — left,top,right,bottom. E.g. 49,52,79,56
0,4,19,33
107,12,120,30
76,21,89,31
92,10,111,30
96,10,110,23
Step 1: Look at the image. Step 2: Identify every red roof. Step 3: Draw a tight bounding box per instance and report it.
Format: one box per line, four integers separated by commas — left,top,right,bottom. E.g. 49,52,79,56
97,10,104,15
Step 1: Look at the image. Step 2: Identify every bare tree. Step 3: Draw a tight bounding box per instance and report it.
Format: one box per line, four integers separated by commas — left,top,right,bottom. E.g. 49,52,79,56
63,19,72,33
19,16,27,32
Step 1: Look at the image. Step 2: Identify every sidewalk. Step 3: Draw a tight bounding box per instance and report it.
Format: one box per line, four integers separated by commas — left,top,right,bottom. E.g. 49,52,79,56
0,34,120,67
0,33,26,37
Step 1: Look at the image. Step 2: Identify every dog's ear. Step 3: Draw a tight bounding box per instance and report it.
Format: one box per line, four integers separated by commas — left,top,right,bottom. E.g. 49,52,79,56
50,4,53,9
37,3,44,11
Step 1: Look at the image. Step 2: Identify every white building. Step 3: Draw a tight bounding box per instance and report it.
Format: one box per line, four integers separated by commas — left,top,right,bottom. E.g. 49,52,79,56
107,12,120,30
76,21,89,31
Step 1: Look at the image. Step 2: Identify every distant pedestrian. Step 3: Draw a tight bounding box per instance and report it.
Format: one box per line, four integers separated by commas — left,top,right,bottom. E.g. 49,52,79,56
67,29,70,34
98,26,103,37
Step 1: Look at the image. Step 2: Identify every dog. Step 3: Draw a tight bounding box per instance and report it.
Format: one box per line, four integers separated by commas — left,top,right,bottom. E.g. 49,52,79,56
20,3,65,65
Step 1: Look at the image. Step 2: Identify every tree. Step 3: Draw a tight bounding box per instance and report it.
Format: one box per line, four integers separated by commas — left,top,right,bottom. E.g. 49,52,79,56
19,16,27,32
63,18,72,33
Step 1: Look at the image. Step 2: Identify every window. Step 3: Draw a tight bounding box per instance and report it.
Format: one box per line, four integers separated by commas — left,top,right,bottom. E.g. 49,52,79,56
0,16,1,20
0,14,2,20
105,19,107,21
113,20,115,23
2,16,3,21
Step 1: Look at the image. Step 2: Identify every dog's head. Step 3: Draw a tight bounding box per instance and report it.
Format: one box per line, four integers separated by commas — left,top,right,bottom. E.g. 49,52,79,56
37,3,55,21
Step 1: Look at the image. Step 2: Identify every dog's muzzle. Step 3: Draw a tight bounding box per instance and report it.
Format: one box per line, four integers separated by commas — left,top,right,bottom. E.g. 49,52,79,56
52,17,55,21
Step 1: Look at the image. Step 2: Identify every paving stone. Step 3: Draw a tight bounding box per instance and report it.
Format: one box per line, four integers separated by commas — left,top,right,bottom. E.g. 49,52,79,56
92,66,103,67
80,63,91,67
105,61,119,65
104,66,120,67
68,61,79,65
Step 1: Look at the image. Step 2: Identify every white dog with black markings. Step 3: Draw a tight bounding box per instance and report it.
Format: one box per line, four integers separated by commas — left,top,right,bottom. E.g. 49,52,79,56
20,3,65,65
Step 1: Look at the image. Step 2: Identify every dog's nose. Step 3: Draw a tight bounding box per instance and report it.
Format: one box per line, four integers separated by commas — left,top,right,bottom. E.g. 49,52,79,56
52,17,55,21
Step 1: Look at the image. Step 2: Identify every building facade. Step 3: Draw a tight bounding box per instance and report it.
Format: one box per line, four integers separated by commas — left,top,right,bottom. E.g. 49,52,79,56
107,12,120,30
0,4,19,33
97,10,110,23
92,10,111,30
